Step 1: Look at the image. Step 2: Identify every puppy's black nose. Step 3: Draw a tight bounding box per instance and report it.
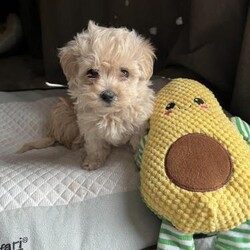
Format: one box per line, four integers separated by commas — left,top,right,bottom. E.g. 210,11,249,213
100,90,116,103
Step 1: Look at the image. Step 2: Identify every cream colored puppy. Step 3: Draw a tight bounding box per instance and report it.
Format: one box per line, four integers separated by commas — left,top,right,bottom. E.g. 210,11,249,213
18,21,155,170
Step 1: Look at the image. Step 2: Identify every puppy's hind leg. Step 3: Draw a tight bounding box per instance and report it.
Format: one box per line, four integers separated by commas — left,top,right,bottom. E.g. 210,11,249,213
16,137,56,153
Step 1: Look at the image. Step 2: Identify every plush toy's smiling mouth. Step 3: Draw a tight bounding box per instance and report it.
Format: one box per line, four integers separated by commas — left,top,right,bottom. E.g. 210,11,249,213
177,104,191,111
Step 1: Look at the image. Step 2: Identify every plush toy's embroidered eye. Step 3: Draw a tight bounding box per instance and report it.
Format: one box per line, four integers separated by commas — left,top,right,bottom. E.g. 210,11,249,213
194,97,209,109
87,69,99,79
166,102,176,110
165,102,176,116
194,98,204,105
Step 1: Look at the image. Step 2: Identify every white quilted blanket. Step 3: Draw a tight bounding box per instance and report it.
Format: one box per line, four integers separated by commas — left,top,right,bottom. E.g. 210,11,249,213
0,97,139,212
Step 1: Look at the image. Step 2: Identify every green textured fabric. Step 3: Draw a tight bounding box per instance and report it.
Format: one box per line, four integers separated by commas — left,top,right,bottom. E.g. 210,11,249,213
231,116,250,144
135,134,147,168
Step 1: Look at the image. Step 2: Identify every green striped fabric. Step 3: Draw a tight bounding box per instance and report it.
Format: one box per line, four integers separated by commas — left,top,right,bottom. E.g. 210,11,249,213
157,220,250,250
135,134,147,168
230,116,250,144
157,219,195,250
215,220,250,250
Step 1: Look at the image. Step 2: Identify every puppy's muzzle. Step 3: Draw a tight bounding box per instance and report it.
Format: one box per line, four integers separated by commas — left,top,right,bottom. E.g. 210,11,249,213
100,90,116,103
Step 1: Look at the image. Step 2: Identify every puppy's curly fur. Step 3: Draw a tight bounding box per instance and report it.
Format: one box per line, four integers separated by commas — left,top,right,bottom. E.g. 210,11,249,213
18,21,155,170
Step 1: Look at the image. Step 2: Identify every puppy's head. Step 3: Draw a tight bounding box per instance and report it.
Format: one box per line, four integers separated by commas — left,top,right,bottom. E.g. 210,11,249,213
59,21,155,114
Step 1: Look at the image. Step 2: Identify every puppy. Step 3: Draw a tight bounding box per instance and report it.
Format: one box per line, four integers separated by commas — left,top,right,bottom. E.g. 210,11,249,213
18,21,155,170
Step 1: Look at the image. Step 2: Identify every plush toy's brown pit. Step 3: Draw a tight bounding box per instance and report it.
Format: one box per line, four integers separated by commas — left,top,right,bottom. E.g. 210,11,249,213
165,133,233,192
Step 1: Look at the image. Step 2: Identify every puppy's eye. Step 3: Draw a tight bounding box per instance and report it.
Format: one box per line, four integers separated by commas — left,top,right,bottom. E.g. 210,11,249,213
87,69,99,79
194,98,204,105
120,68,129,78
166,102,176,110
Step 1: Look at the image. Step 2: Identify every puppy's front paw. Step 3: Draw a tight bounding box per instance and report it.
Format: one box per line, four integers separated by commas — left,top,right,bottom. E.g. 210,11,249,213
81,158,104,171
81,141,111,170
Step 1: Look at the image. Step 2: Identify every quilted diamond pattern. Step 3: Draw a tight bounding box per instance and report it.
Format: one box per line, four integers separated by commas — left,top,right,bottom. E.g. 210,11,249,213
0,97,139,212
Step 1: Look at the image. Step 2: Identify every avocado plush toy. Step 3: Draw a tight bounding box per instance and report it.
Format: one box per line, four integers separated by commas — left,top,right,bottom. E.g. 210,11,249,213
137,78,250,250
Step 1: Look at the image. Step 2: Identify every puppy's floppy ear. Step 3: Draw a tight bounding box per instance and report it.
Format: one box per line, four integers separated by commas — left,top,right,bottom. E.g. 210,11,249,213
138,38,156,81
58,39,80,81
